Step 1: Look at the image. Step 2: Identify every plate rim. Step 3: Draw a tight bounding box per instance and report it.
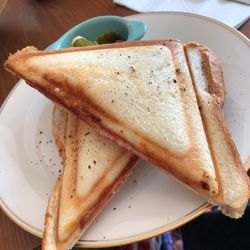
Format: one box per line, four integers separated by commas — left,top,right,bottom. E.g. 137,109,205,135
128,11,250,46
0,11,249,248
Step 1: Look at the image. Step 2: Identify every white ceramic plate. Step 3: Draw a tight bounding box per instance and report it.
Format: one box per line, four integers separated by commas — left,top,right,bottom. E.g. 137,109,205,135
0,12,249,248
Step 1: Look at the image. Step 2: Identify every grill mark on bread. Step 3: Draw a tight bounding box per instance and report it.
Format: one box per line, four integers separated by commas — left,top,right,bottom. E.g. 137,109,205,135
8,39,250,213
54,109,139,243
165,42,218,195
43,74,112,124
96,123,215,196
78,154,138,230
56,154,138,247
184,43,250,214
51,107,139,247
200,49,225,107
6,40,219,198
41,70,202,166
184,44,222,198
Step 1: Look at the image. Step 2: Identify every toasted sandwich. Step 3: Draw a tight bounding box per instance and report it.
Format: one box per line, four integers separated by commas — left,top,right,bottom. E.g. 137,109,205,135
42,106,138,249
5,40,250,218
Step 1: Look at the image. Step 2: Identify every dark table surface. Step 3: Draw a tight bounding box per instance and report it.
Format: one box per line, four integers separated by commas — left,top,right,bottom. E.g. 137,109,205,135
0,1,249,249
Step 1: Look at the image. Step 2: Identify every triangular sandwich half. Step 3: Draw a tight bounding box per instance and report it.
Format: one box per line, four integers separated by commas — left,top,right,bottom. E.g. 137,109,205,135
5,40,250,217
185,43,250,217
42,106,138,249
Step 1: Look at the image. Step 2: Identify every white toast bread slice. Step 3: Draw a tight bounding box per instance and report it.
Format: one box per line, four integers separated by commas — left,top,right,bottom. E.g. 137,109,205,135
4,40,250,217
185,43,250,217
51,104,68,159
42,106,138,249
4,41,219,198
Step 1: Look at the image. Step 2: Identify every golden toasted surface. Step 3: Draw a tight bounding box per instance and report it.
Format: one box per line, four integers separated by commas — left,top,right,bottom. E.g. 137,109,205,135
42,107,137,249
42,178,61,250
52,105,68,160
5,40,249,218
5,40,219,198
58,111,137,242
185,43,250,217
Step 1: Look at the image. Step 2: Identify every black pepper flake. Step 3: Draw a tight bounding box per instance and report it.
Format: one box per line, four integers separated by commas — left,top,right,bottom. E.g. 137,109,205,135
133,179,137,183
84,132,90,136
70,195,73,198
113,207,116,210
39,131,43,134
120,130,123,133
128,205,131,208
111,99,114,103
148,81,153,85
39,141,42,144
128,55,131,58
50,140,52,143
68,135,72,138
129,66,136,72
147,107,150,112
88,165,91,169
173,79,177,83
93,160,96,164
49,159,52,162
58,169,62,173
175,68,180,74
103,236,106,239
115,71,120,75
119,53,122,56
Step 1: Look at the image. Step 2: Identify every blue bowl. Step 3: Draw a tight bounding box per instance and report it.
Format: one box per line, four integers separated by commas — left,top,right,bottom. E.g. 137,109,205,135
46,16,146,50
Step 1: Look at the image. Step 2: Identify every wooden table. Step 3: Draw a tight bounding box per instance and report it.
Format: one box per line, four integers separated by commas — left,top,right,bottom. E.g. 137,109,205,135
0,1,249,249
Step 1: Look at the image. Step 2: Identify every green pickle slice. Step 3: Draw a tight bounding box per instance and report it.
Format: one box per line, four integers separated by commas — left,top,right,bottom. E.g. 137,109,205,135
71,36,96,47
95,32,120,44
71,32,121,47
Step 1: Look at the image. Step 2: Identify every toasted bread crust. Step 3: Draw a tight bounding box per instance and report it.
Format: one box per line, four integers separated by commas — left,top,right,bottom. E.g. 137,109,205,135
42,178,61,250
4,40,220,198
5,40,249,218
57,154,138,249
184,43,225,107
52,105,68,160
185,43,250,217
43,107,138,249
